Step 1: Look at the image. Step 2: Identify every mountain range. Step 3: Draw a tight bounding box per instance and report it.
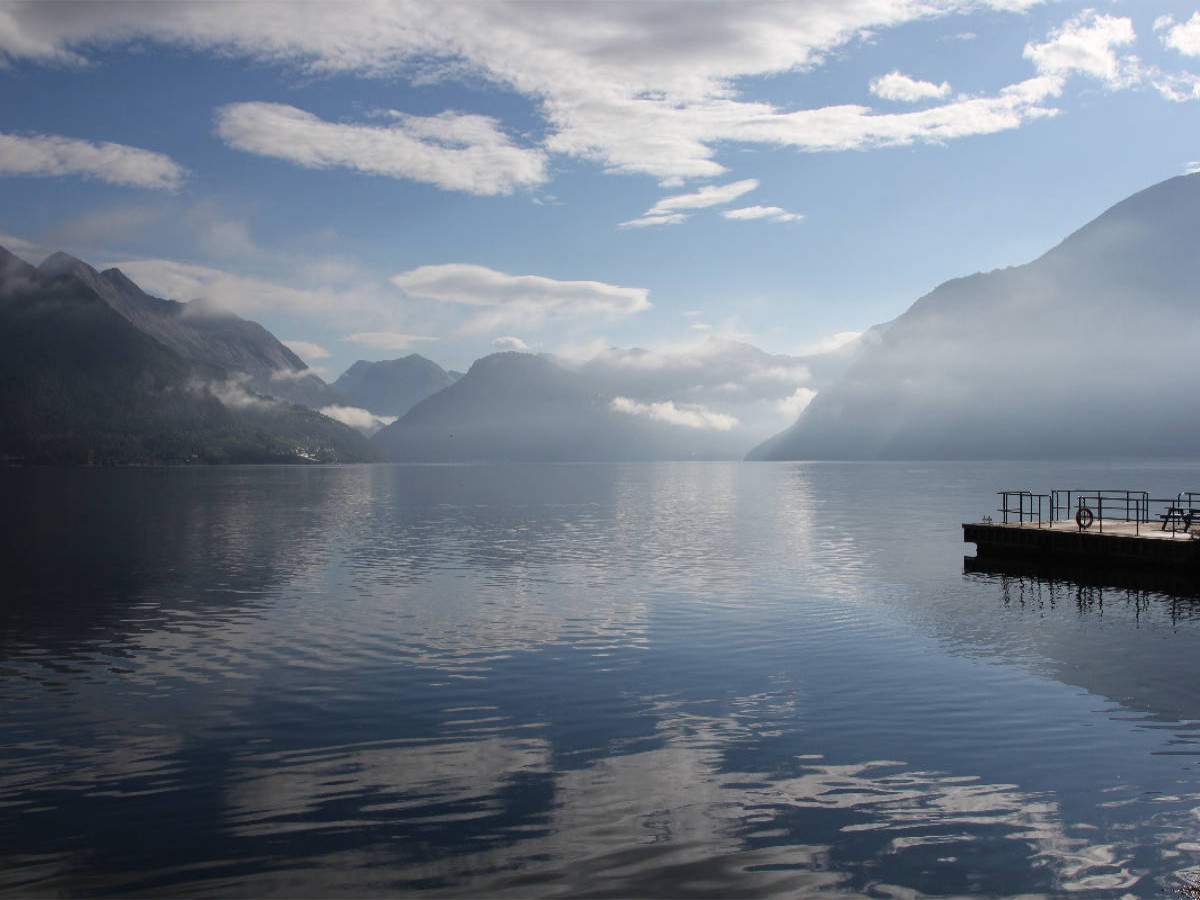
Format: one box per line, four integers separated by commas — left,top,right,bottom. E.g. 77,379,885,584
369,337,857,462
5,170,1197,465
0,245,377,464
750,172,1200,460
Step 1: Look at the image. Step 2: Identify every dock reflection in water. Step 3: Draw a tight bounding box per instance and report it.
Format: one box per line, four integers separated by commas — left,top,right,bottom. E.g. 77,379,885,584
5,461,1200,897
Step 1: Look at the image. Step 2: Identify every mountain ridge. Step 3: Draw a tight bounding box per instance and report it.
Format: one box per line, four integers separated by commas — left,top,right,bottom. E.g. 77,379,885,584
0,244,378,464
749,171,1200,460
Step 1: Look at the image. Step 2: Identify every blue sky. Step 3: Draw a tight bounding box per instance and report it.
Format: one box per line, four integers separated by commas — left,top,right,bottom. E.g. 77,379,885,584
2,0,1200,379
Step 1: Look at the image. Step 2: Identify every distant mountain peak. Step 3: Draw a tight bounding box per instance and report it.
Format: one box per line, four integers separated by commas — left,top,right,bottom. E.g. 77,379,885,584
331,353,456,418
37,251,97,280
0,244,37,283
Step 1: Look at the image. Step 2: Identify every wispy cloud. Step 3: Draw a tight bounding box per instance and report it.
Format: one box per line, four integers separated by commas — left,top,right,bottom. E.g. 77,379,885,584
0,230,50,262
108,257,377,319
215,102,546,196
646,179,759,216
392,263,650,333
619,213,688,229
283,340,331,361
622,178,759,228
341,332,440,351
0,132,186,189
319,404,397,434
723,205,802,223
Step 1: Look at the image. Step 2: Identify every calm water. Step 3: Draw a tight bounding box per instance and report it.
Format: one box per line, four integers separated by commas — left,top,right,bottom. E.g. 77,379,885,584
4,461,1200,898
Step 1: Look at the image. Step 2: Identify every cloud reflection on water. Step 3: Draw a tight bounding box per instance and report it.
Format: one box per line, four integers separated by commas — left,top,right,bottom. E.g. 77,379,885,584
206,707,1169,897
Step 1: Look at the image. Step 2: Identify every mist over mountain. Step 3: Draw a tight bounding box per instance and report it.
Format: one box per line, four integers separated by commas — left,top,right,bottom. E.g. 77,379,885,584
0,245,377,464
373,352,748,461
34,251,344,410
750,173,1200,461
332,355,459,418
371,339,864,462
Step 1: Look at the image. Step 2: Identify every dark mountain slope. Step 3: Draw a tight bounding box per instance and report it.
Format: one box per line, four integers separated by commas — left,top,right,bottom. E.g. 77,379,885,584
0,246,377,464
750,173,1200,460
36,252,344,410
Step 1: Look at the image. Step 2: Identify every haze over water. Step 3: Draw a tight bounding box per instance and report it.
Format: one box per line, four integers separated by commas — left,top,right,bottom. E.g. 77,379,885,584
4,460,1200,898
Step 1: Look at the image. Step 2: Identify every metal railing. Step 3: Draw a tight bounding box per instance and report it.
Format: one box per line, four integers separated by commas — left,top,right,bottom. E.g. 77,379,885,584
1050,489,1149,534
998,491,1049,525
994,488,1200,536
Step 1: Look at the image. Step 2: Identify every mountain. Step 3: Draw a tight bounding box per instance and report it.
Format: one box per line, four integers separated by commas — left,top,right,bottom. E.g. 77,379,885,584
370,335,876,462
749,173,1200,460
371,352,753,462
0,245,378,464
332,355,458,417
35,251,344,410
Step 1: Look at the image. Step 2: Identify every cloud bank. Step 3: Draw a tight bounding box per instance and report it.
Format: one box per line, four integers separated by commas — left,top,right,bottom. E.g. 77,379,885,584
0,1,1084,189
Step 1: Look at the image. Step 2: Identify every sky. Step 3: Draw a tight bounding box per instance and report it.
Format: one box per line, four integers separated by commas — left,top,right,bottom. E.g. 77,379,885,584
2,0,1200,381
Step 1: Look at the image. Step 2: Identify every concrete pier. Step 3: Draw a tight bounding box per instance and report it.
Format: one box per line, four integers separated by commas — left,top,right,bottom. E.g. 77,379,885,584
964,519,1200,573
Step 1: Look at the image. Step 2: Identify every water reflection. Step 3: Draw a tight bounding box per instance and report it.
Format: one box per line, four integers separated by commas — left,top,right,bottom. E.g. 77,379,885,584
7,463,1200,897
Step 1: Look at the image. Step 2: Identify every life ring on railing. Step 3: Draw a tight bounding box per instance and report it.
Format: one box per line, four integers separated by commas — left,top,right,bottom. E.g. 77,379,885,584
1076,507,1094,530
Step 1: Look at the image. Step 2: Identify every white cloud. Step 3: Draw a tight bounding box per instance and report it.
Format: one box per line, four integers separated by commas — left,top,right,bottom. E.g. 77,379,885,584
1023,11,1139,87
0,2,1054,185
1157,12,1200,57
869,71,951,102
215,102,546,196
797,330,864,355
610,396,739,431
341,332,440,351
492,335,530,351
391,264,650,334
188,374,276,411
271,364,331,381
319,404,397,434
283,340,331,360
622,179,758,227
0,132,186,189
723,205,802,223
1187,161,1200,175
1150,69,1200,102
618,213,688,229
646,179,759,215
777,386,818,419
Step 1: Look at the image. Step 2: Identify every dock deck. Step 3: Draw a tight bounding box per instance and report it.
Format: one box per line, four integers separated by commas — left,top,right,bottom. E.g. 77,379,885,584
964,489,1200,576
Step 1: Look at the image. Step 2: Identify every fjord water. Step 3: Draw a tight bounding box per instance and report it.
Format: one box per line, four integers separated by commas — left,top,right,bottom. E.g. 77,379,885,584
4,462,1200,898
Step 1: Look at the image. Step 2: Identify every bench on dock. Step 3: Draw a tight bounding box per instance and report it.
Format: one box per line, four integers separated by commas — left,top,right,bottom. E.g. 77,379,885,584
1159,506,1200,533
